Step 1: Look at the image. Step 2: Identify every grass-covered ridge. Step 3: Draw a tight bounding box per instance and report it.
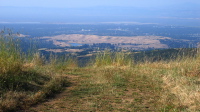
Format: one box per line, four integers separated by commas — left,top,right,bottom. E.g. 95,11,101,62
1,30,200,111
30,49,200,112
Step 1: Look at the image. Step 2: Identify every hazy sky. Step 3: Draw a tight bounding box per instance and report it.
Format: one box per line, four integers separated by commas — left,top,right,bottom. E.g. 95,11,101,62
1,0,200,8
1,0,200,25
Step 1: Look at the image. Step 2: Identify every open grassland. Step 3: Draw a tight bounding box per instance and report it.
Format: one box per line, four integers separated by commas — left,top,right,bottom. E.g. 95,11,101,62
41,34,170,49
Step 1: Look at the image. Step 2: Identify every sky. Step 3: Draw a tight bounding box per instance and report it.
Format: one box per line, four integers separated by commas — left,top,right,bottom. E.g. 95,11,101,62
1,0,200,8
0,0,200,25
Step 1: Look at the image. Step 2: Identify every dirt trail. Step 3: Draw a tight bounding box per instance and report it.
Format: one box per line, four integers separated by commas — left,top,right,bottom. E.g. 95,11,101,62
27,71,162,112
28,75,81,112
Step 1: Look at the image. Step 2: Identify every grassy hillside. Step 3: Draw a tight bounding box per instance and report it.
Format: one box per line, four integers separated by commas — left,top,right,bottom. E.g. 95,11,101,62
28,50,200,112
0,30,68,111
1,30,200,111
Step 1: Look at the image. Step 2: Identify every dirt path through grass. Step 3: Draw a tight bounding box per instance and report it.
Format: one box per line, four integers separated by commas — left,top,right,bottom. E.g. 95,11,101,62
28,68,164,112
28,74,81,112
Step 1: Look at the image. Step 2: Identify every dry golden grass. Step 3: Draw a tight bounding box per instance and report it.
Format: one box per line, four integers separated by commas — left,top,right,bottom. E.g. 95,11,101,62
88,50,200,111
41,34,170,49
135,55,200,111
